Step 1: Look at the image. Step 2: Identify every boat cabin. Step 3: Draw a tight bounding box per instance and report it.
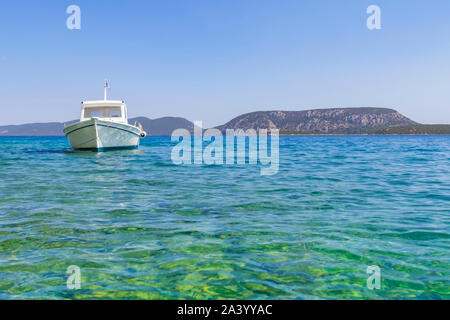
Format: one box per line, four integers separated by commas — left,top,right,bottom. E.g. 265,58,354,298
80,100,128,124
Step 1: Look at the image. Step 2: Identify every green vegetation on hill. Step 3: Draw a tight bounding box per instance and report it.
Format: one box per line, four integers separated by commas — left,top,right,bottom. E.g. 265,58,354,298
280,124,450,135
374,124,450,134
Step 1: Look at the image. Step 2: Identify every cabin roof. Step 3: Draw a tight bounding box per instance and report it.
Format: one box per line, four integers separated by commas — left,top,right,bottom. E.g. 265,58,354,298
82,100,125,108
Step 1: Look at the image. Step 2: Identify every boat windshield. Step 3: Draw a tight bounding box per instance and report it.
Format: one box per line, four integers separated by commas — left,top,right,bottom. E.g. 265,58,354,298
84,107,122,118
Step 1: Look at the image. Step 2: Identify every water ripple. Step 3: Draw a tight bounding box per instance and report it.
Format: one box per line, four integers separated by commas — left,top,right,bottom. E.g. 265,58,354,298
0,136,449,299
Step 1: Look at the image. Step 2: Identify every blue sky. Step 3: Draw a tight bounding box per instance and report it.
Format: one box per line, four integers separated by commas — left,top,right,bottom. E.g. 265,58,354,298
1,0,450,126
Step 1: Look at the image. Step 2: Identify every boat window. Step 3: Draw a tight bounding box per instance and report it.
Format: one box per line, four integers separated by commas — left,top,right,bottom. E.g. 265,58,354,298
109,109,121,117
84,107,122,118
86,109,104,118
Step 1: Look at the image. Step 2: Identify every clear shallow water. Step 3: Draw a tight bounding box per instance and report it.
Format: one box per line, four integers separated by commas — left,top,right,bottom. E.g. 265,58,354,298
0,135,449,300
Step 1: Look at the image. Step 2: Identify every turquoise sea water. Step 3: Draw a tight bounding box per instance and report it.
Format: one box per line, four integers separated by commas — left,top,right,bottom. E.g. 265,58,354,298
0,135,449,299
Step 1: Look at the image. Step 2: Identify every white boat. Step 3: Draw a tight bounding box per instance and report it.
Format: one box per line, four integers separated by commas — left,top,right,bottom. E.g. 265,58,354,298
63,81,146,151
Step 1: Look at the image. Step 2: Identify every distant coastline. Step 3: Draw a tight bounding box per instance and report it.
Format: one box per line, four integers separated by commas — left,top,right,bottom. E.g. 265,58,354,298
1,107,449,136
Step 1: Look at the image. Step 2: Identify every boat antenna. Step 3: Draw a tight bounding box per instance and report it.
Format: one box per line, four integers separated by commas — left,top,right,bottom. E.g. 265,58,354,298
104,79,109,101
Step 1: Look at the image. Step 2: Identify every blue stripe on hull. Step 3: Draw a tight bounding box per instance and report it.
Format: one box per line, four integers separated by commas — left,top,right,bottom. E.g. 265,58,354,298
74,145,139,152
65,123,140,137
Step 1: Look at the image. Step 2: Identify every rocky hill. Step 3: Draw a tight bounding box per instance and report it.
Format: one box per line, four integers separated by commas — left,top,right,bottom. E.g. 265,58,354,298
216,108,416,133
128,117,195,136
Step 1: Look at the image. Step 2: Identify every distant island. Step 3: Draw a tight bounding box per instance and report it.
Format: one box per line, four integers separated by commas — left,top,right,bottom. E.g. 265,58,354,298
214,107,447,134
1,107,449,136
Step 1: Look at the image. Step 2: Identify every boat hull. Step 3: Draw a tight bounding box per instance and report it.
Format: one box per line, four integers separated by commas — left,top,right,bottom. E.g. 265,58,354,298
63,118,141,150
